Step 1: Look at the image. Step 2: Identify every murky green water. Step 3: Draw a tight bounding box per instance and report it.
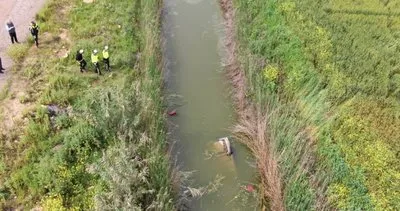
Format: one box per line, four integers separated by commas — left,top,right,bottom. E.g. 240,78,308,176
163,0,256,210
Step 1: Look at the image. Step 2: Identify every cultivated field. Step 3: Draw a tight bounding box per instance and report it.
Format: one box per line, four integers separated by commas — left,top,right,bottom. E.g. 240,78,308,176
233,0,400,210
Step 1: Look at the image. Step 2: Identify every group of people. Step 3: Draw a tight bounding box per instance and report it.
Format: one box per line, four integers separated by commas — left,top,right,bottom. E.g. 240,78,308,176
0,19,39,73
5,19,39,46
1,19,110,75
76,46,110,75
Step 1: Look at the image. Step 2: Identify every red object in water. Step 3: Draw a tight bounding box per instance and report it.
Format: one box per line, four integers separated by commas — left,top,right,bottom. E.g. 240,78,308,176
168,110,177,116
245,184,255,193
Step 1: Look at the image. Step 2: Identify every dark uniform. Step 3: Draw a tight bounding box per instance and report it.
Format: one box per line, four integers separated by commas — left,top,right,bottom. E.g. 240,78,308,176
0,57,5,73
76,51,87,73
29,22,39,47
6,21,18,44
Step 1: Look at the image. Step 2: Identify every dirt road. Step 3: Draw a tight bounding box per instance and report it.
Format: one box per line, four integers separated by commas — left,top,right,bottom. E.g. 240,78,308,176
0,0,47,90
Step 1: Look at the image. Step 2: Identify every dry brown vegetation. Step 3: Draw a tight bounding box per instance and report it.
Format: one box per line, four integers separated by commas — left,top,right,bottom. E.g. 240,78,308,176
233,107,284,211
219,0,285,210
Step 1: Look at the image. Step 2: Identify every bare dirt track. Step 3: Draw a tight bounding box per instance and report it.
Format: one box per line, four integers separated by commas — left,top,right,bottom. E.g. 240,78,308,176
0,0,47,90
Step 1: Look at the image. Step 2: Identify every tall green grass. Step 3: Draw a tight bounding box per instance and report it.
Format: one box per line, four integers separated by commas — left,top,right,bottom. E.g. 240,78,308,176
0,0,175,209
231,0,389,210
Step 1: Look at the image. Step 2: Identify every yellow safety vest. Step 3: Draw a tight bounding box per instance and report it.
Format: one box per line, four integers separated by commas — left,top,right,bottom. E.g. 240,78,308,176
102,50,109,59
91,53,99,63
30,24,39,34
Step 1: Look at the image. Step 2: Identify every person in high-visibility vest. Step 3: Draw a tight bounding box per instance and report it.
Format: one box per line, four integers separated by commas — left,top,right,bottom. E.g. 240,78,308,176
29,21,39,47
91,49,101,75
102,45,110,71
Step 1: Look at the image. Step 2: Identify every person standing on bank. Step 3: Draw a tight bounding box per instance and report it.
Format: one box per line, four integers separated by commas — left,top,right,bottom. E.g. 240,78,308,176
102,46,110,71
91,49,101,75
75,49,87,73
5,19,18,44
0,57,5,74
29,21,39,47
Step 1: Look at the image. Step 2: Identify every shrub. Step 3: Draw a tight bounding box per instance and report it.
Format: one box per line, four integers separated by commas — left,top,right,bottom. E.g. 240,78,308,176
7,44,30,63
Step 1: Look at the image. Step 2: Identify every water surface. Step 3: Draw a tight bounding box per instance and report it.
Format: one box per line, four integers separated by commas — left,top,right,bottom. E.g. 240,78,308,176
163,0,256,210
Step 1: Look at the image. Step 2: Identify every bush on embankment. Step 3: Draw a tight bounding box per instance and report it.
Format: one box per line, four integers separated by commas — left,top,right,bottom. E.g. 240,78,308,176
233,0,400,210
0,0,175,210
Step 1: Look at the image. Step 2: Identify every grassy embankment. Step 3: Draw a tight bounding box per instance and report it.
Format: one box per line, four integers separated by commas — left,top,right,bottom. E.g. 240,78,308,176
233,0,400,210
0,0,175,209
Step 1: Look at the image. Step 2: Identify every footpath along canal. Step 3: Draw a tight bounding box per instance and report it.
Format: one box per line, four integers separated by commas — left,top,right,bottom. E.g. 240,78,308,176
163,0,256,210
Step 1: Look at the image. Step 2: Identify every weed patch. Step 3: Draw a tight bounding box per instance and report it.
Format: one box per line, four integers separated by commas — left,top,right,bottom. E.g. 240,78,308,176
0,0,174,210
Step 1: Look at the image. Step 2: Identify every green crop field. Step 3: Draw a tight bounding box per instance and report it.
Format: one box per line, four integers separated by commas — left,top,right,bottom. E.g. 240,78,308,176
233,0,400,210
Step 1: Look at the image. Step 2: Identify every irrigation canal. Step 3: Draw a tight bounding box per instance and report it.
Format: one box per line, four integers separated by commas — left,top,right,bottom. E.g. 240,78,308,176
163,0,256,210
